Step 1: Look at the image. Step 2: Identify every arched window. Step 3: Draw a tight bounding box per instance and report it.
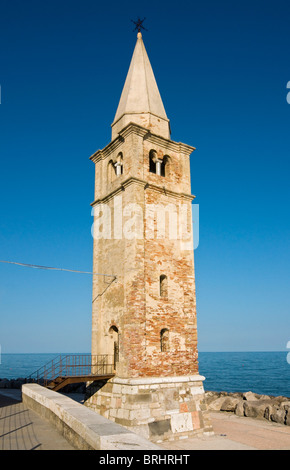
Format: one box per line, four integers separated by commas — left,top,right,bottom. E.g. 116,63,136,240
108,153,123,183
149,150,169,177
160,328,169,352
160,275,168,298
149,149,157,174
161,155,170,177
109,325,119,370
108,159,115,183
115,152,123,176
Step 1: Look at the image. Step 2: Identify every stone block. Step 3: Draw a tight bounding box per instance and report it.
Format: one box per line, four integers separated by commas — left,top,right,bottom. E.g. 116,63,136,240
191,411,201,430
171,412,193,434
187,401,197,412
148,419,171,436
127,393,152,404
179,402,188,412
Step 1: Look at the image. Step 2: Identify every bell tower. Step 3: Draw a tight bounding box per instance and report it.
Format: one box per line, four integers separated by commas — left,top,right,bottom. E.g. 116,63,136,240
85,31,213,442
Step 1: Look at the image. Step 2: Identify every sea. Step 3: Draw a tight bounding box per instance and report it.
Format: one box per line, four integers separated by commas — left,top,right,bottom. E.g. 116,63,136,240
0,351,289,398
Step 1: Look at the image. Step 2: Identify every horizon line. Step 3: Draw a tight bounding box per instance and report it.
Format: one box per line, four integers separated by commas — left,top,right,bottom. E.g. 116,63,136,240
1,350,287,355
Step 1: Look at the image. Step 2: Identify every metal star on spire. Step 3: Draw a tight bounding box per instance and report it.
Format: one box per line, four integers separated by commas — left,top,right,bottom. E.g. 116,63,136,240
131,17,148,33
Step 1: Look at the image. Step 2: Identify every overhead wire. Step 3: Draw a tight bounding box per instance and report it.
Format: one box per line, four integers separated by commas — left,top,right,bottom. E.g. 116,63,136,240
0,259,116,279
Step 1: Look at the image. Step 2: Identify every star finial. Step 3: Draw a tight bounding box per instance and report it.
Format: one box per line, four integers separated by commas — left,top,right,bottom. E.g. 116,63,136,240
131,17,148,33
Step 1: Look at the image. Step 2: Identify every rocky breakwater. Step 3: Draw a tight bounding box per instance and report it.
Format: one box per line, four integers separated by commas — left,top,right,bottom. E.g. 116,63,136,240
205,391,290,426
0,378,85,393
0,378,27,389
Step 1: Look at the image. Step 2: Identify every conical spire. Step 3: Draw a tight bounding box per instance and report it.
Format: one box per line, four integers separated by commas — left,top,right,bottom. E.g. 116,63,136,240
111,32,170,140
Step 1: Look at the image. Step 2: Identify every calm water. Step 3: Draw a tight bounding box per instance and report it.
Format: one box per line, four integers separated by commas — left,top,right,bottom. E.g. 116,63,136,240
199,351,290,398
0,353,63,380
0,351,289,398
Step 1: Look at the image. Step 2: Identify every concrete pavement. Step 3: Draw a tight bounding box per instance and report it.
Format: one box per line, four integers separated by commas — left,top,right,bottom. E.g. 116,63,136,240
160,411,290,450
0,390,75,450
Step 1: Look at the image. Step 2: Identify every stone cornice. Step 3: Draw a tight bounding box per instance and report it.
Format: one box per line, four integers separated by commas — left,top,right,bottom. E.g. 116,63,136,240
111,111,170,129
90,134,125,164
89,122,196,164
111,375,205,385
143,129,196,156
91,176,195,206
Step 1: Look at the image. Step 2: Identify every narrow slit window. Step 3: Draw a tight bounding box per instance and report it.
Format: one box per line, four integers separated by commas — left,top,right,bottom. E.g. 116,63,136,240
160,328,169,352
160,275,168,298
149,150,157,174
109,325,119,370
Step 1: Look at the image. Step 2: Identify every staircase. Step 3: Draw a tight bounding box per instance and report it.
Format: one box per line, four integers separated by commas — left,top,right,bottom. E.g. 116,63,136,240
28,354,115,391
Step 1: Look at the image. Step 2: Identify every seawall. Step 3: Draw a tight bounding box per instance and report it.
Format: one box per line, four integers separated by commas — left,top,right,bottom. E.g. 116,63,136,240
22,383,160,450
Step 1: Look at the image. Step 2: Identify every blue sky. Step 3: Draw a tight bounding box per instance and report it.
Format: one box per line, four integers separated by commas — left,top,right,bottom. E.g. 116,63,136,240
0,0,289,353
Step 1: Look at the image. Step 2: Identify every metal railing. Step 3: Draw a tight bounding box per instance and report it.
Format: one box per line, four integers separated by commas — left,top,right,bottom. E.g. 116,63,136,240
27,354,115,387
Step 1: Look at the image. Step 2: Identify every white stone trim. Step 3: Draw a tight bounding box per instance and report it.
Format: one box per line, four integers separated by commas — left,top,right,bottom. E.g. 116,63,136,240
111,375,205,386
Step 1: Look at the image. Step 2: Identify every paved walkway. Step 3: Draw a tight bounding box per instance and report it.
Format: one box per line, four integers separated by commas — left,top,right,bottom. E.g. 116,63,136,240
0,390,75,450
160,412,290,450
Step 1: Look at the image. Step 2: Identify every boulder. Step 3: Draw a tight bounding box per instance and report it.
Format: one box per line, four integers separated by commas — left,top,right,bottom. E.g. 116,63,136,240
243,391,259,401
264,405,279,421
244,401,270,419
272,396,288,406
207,397,227,411
14,379,26,389
235,401,245,416
204,391,227,405
75,384,86,394
259,395,271,400
0,379,10,389
205,390,290,426
220,397,241,412
280,401,290,411
270,409,286,425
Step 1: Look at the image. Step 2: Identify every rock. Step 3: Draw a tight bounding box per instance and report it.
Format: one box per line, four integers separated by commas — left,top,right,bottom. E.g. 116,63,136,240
244,401,269,419
272,396,288,406
75,384,86,394
205,390,290,427
204,391,227,405
264,405,278,421
235,401,245,416
270,409,286,425
0,379,10,389
259,395,270,400
280,401,290,411
10,378,26,389
207,397,227,411
243,391,259,401
231,392,244,399
220,397,241,412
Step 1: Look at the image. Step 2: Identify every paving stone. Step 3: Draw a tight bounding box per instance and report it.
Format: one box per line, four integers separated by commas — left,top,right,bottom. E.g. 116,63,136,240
0,392,75,450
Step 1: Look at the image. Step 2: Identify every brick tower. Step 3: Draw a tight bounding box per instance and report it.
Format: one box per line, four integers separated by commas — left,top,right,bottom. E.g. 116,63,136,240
85,32,212,442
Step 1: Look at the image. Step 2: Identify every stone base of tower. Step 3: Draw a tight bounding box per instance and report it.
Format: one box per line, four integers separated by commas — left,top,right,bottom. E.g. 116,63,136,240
84,375,213,443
